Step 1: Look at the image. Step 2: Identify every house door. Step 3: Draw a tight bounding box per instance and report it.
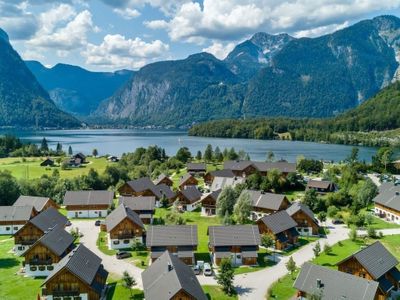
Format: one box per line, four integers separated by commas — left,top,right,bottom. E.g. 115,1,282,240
99,211,102,217
75,212,78,218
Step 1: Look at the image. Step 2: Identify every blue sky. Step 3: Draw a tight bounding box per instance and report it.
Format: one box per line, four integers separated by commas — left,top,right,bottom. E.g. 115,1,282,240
1,0,399,71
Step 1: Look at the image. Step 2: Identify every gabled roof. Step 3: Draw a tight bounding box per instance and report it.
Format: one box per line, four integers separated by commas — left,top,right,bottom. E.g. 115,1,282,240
125,177,155,193
211,176,245,192
208,169,235,178
337,241,399,279
24,226,74,257
306,180,333,189
63,190,114,206
208,225,260,247
0,205,35,222
286,201,317,223
142,250,207,300
29,207,68,232
154,173,172,185
223,160,253,171
105,204,144,232
42,244,107,294
245,190,287,211
224,160,296,173
179,173,197,186
153,184,176,200
13,195,53,212
146,225,198,247
119,196,156,211
200,189,221,203
373,183,400,212
187,162,206,171
258,210,297,234
294,262,379,300
179,186,202,203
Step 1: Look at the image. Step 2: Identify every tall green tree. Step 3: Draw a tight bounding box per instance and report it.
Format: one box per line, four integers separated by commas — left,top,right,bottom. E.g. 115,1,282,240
214,146,223,162
196,150,202,161
176,147,191,163
92,148,98,157
233,191,252,224
216,186,237,218
68,145,73,156
122,271,136,296
0,170,20,205
56,142,62,154
266,151,275,162
286,256,297,279
40,137,49,152
204,144,213,162
216,258,235,296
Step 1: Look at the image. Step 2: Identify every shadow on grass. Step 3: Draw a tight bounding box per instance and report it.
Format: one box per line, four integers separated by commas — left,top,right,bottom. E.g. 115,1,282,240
106,282,144,300
195,252,211,263
0,257,20,269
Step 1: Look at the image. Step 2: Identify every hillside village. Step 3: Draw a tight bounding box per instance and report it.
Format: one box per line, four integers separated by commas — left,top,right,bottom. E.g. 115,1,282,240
1,143,400,300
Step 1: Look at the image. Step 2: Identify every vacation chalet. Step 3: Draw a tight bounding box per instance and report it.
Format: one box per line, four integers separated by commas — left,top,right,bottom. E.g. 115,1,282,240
13,195,59,213
154,173,173,187
119,177,176,202
63,190,114,218
306,179,336,194
22,226,75,277
199,189,221,216
337,241,400,299
257,210,299,250
0,205,37,235
208,225,261,266
224,160,296,177
187,162,207,176
373,182,400,224
14,207,68,255
40,158,54,167
203,169,235,185
286,201,320,236
211,176,245,192
41,244,108,300
119,196,156,224
294,262,379,300
73,153,86,164
176,186,202,212
244,190,290,217
105,204,145,249
146,225,198,265
179,173,198,190
142,250,207,300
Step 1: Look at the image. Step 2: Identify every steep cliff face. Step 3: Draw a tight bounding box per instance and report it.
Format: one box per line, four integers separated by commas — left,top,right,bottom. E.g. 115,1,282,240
95,16,400,126
0,28,80,128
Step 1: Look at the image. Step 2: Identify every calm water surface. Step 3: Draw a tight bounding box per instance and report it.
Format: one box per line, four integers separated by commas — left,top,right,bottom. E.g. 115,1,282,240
0,129,377,162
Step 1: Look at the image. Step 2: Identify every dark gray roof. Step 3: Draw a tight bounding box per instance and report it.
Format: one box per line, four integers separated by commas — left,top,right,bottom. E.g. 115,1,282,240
373,182,400,212
63,190,114,206
154,184,176,200
306,180,333,189
208,169,235,178
42,244,107,294
245,190,287,211
208,225,261,247
13,196,52,211
294,262,379,300
179,173,196,186
338,241,399,279
224,160,296,173
30,207,68,232
0,205,35,222
179,186,202,203
105,204,144,232
154,173,172,185
126,177,155,193
26,226,74,257
142,250,207,300
224,160,253,171
146,225,198,247
200,189,221,203
187,163,206,171
258,210,297,234
286,201,317,223
211,176,245,192
119,196,156,211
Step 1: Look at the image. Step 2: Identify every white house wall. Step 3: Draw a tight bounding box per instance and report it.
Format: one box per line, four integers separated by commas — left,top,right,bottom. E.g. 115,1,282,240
25,264,55,277
0,224,23,235
44,293,88,300
67,209,108,218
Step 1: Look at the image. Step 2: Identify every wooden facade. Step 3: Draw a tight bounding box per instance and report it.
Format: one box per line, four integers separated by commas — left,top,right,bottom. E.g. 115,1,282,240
108,217,144,240
231,165,257,177
337,257,396,300
24,243,69,268
118,183,155,197
375,203,400,221
66,204,110,215
290,210,319,235
200,194,217,215
42,268,106,300
171,289,199,300
156,176,173,187
253,196,290,214
149,245,196,265
179,176,198,190
41,198,60,211
257,222,298,250
14,223,44,247
209,245,258,266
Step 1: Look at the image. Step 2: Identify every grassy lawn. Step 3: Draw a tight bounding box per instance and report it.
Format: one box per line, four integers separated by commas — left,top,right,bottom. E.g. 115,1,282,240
0,156,113,180
203,285,238,300
97,231,150,269
0,235,12,241
0,238,43,300
233,249,276,275
283,190,305,201
283,236,320,256
369,216,400,230
267,235,400,299
106,279,144,300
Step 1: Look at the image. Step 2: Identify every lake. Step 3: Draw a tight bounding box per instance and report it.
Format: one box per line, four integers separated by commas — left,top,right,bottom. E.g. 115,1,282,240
0,129,378,163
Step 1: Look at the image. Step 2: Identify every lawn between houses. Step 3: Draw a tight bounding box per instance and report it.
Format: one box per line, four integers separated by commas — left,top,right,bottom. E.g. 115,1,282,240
267,235,400,299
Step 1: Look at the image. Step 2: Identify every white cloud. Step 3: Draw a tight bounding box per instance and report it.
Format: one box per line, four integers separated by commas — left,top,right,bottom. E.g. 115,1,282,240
113,7,140,19
294,21,350,38
146,0,400,42
99,0,187,15
202,41,236,59
82,34,169,69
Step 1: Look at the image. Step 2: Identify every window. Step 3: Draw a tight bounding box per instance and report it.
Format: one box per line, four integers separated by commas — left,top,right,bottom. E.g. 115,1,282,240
303,228,309,232
5,227,10,231
30,266,37,271
74,297,82,300
13,226,18,230
79,211,82,214
38,266,46,271
123,240,129,244
18,246,24,251
47,265,54,271
113,240,120,245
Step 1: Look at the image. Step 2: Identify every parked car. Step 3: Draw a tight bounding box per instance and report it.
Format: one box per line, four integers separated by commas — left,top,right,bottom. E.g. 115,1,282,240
203,263,213,276
65,220,71,226
193,265,201,275
95,220,101,226
116,251,132,259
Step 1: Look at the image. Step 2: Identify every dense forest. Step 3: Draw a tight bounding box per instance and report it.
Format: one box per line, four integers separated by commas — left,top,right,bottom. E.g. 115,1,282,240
189,82,400,147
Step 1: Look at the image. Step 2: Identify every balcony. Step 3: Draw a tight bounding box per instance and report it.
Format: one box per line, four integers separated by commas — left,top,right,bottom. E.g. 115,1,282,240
42,289,80,297
18,239,36,245
29,259,52,265
116,233,134,240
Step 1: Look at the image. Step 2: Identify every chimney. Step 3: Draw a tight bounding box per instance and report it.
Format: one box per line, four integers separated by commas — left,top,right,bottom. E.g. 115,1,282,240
167,262,173,272
316,279,322,289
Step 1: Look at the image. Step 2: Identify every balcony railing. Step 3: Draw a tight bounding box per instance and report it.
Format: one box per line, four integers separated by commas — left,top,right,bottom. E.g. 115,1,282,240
42,289,80,296
116,234,134,239
17,239,36,245
29,259,52,265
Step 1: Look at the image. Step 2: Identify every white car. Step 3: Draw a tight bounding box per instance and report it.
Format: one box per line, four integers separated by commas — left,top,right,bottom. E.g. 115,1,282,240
203,263,213,276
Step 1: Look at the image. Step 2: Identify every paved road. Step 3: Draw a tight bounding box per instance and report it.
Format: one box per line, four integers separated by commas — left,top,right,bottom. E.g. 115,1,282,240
367,173,381,187
70,220,144,288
